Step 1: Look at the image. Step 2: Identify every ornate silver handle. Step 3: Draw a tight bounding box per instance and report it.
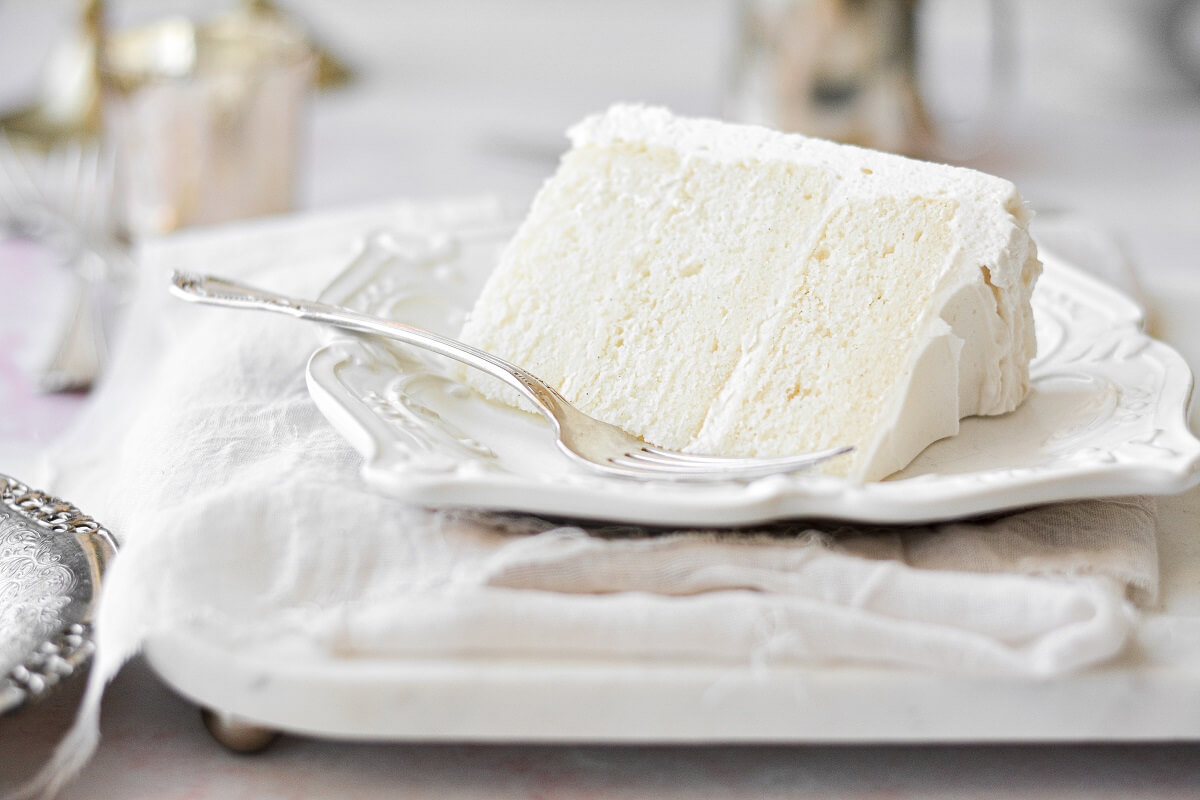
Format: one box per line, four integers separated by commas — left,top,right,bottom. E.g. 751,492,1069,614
169,272,570,430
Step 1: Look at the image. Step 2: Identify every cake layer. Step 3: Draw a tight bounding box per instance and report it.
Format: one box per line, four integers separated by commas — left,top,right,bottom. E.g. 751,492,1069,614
459,106,1040,481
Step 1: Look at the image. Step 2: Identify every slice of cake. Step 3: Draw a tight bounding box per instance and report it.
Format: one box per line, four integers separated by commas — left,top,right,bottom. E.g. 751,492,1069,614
459,105,1040,481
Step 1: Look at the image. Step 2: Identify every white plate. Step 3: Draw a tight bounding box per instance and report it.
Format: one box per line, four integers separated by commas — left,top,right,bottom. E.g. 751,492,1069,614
306,226,1200,526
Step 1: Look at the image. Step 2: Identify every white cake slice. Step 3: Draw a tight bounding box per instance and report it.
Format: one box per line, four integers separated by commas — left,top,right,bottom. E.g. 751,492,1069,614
459,105,1041,481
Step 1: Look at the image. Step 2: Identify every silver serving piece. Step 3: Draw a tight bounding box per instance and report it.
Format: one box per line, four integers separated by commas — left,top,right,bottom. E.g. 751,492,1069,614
1,474,117,713
170,272,852,482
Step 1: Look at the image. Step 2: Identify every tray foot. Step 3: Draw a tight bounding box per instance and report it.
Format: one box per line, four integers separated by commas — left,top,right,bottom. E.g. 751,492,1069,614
200,707,280,754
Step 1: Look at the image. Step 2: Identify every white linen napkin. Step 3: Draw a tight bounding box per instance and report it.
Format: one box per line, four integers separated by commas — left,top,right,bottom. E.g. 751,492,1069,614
11,199,1158,798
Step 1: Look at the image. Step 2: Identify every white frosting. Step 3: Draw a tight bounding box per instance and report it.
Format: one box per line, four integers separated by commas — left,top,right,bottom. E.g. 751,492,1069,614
467,105,1040,481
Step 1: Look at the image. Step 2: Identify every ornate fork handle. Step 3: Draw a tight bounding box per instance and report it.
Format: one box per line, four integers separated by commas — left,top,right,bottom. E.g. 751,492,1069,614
170,273,570,429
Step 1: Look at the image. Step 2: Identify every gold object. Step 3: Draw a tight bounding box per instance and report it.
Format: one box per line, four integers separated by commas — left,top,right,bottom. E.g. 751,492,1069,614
0,0,104,147
99,10,315,236
0,0,350,153
242,0,354,89
200,707,280,753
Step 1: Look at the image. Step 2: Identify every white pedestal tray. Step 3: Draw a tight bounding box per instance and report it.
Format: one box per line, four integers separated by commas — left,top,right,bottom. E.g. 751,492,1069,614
146,224,1200,748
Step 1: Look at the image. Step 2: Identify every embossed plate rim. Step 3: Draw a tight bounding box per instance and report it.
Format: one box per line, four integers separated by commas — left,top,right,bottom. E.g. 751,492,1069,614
0,474,117,713
305,229,1200,526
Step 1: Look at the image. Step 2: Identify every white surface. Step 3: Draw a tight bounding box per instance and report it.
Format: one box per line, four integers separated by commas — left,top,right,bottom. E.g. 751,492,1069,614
139,589,1200,744
136,458,1197,746
4,0,1200,797
308,229,1200,525
7,656,1200,800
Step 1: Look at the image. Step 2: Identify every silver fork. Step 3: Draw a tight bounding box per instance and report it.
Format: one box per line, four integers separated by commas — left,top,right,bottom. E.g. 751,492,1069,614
169,272,851,482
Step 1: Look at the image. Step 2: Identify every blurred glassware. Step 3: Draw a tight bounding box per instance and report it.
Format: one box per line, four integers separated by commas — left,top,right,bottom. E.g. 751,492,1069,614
242,0,354,89
0,0,350,156
725,0,1010,160
0,133,129,392
0,0,104,148
99,9,314,237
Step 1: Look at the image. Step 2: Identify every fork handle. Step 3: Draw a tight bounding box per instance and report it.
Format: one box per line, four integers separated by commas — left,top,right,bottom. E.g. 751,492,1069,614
168,272,570,429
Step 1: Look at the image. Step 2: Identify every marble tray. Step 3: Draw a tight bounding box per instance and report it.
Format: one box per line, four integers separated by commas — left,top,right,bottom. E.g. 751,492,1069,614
144,467,1200,746
142,211,1200,748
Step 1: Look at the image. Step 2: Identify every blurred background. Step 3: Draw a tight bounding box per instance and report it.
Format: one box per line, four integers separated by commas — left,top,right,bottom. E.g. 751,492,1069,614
1,0,1198,454
2,4,1200,795
2,0,1197,239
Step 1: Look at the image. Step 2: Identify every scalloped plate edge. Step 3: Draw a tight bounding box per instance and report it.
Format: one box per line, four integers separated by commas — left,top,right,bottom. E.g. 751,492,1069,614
306,233,1200,526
